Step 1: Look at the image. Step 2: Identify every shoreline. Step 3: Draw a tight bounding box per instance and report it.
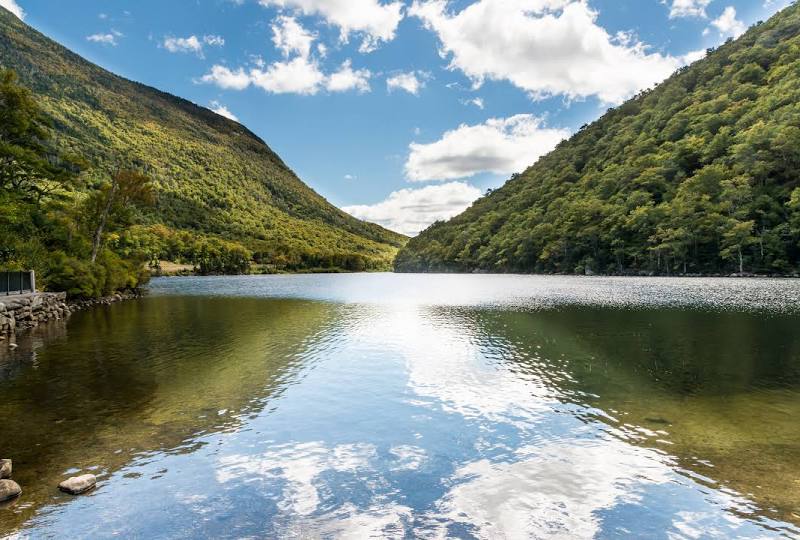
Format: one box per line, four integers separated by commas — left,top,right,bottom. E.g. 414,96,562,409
396,269,800,279
153,271,800,279
0,290,141,341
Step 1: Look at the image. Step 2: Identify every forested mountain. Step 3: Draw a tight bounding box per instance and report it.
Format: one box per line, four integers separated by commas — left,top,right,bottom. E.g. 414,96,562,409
0,6,404,290
396,3,800,276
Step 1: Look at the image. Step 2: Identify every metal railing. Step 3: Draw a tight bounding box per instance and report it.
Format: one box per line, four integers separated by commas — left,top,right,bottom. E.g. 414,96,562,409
1,270,36,295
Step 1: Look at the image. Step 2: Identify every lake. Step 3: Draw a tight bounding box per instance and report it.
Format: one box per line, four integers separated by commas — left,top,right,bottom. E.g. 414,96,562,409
1,274,800,539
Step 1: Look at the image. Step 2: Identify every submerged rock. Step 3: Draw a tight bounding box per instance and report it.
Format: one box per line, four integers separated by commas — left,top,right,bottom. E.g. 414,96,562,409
0,459,11,479
58,474,96,495
644,416,671,425
0,479,21,502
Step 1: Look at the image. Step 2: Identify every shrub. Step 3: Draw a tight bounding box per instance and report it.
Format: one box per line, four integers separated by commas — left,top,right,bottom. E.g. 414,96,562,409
44,251,149,299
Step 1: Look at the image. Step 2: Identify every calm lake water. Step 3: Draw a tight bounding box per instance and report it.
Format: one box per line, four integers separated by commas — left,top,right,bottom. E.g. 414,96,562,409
2,274,800,539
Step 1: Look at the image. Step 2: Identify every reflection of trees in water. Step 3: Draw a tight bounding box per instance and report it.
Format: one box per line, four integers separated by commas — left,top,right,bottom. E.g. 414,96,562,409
464,307,800,396
0,296,336,535
0,317,70,383
445,306,800,525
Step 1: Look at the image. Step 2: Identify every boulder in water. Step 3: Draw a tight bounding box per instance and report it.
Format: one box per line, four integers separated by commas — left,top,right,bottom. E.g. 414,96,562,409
0,479,21,502
0,459,11,479
58,474,96,495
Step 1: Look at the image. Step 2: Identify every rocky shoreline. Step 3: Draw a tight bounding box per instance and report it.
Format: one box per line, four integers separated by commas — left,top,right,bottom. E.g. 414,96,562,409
0,290,141,340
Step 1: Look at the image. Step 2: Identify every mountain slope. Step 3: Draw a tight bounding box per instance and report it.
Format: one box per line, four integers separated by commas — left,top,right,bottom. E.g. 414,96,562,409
0,7,405,272
396,4,800,275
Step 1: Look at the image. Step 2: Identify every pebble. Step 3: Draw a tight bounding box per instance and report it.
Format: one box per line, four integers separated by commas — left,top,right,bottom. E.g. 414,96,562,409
0,459,11,479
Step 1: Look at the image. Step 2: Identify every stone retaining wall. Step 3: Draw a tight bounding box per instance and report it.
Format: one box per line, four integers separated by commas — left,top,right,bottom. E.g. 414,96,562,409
0,292,69,336
0,291,140,338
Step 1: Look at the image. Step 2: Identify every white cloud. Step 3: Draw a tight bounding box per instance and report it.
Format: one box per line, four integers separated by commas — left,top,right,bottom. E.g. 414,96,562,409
250,56,326,95
666,0,711,19
682,48,707,64
200,17,370,95
342,182,482,236
410,0,684,104
405,114,569,182
326,60,372,93
710,6,746,37
164,35,203,54
163,34,224,57
210,101,239,122
272,15,316,58
200,65,252,90
0,0,24,19
203,34,225,47
386,71,426,95
259,0,404,52
202,59,371,96
461,97,485,109
86,30,122,46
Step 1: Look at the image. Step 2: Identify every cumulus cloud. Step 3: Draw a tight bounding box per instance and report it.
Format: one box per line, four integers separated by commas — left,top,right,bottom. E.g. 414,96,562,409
164,35,203,54
682,48,707,64
272,15,316,58
163,34,225,56
87,30,122,46
210,101,239,121
326,60,372,93
342,182,482,236
710,6,746,37
250,56,326,94
200,65,251,90
200,17,370,95
259,0,404,52
405,114,569,182
410,0,684,104
386,71,426,95
665,0,711,19
201,58,370,95
0,0,24,19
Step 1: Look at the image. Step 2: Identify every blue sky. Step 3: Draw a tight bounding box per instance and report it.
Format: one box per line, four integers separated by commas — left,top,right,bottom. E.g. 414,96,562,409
2,0,792,235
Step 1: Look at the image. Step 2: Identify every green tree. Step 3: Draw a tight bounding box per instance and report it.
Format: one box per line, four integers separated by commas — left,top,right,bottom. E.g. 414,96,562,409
0,69,74,204
86,170,155,262
721,220,756,274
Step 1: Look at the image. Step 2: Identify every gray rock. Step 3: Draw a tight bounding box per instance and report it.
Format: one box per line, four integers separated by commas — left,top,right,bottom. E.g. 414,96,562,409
58,474,96,495
0,479,21,502
0,459,11,479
